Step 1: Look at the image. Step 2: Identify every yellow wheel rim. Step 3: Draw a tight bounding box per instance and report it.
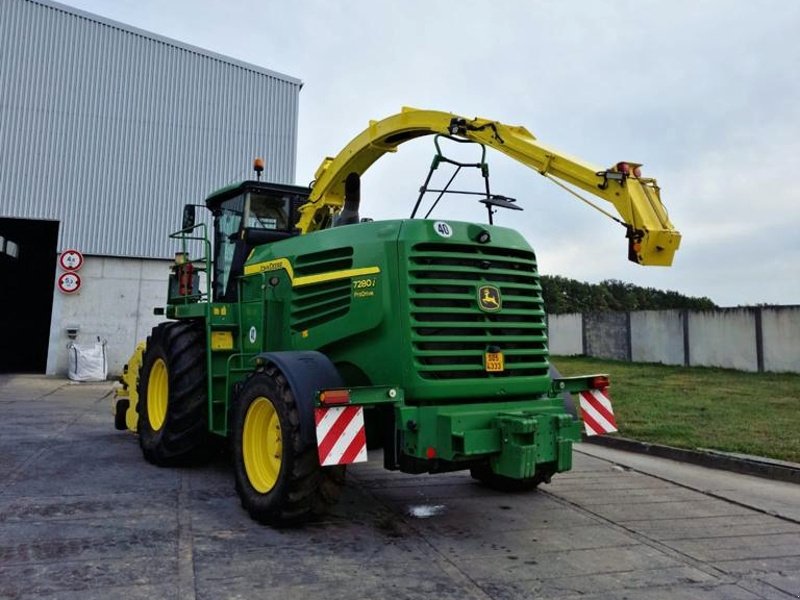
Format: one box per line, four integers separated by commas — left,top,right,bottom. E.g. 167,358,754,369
243,396,282,493
147,358,168,431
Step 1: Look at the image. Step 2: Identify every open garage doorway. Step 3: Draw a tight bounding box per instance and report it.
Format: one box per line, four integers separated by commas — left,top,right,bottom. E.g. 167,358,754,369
0,218,59,373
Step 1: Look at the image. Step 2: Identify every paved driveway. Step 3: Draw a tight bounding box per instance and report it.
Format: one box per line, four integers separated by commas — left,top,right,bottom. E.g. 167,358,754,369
1,375,798,599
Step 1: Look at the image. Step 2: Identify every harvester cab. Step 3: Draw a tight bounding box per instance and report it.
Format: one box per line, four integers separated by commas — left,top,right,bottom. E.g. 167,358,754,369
114,107,679,526
202,179,310,302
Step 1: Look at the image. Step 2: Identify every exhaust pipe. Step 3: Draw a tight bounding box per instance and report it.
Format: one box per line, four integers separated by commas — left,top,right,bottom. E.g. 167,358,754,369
334,172,360,227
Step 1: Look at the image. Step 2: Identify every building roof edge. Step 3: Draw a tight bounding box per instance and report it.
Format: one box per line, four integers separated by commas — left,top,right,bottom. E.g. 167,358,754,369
26,0,304,87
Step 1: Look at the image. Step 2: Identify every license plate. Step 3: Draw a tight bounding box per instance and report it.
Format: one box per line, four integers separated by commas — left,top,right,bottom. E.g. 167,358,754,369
485,351,504,372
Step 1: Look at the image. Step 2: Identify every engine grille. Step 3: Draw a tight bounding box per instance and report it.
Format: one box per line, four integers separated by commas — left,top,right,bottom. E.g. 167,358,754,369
409,242,548,380
293,246,353,276
290,247,353,331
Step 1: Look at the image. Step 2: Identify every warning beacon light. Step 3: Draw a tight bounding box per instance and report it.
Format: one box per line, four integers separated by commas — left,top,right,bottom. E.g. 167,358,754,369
614,162,643,178
253,157,265,181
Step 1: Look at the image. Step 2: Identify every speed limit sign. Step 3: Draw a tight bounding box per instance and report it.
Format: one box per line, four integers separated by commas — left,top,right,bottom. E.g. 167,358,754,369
57,271,81,294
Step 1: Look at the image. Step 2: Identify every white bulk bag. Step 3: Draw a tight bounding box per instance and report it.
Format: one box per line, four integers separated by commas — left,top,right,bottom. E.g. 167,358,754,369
67,340,108,382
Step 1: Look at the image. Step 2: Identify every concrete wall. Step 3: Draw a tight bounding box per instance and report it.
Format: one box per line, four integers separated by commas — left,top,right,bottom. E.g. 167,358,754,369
584,312,629,361
548,306,800,374
631,310,684,366
47,256,171,377
46,263,800,377
688,309,759,372
547,313,582,355
762,306,800,373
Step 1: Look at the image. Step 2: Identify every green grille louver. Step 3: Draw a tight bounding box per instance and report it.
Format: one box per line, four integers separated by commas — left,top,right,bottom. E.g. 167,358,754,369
293,246,354,276
408,242,549,380
290,247,353,330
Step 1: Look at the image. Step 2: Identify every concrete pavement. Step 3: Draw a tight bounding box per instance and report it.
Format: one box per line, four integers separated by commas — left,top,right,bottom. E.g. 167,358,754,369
0,375,798,599
575,443,800,523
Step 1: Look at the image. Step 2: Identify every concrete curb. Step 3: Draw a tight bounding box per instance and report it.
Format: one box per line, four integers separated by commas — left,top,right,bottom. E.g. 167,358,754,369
585,435,800,485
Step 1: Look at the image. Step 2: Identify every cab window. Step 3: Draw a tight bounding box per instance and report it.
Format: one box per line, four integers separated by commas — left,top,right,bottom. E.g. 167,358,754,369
213,195,244,300
245,193,291,231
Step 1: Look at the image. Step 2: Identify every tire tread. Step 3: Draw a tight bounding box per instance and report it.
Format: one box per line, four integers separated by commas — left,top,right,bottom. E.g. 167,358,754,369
137,321,211,465
233,367,344,526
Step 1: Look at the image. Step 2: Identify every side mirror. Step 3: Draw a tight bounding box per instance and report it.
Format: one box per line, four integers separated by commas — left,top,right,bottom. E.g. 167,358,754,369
182,204,196,230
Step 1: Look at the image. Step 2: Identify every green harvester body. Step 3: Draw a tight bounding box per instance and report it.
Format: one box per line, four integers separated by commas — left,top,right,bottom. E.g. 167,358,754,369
167,181,591,483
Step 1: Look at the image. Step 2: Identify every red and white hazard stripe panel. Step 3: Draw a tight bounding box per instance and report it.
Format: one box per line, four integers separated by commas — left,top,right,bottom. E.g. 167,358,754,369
314,406,368,466
578,388,618,436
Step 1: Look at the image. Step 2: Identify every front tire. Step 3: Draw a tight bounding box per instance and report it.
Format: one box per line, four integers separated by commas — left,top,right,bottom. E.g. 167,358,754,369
232,367,344,526
137,321,210,465
114,398,129,431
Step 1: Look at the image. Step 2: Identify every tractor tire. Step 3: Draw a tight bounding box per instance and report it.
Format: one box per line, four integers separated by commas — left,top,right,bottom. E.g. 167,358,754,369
469,463,552,492
114,398,129,431
232,367,345,526
137,320,211,466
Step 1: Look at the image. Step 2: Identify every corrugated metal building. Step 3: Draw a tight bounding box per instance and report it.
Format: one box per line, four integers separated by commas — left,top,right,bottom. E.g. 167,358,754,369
0,0,301,375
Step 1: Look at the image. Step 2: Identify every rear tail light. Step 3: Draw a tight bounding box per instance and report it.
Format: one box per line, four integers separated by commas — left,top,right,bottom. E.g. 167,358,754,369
591,375,610,389
319,389,351,405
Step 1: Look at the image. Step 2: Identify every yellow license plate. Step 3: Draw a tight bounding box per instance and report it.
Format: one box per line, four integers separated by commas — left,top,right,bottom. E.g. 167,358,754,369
485,351,505,372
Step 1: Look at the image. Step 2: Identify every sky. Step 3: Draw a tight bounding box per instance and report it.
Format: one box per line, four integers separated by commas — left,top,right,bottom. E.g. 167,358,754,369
58,0,800,306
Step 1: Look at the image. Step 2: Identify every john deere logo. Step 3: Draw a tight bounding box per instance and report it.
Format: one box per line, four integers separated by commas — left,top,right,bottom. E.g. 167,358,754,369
478,285,501,312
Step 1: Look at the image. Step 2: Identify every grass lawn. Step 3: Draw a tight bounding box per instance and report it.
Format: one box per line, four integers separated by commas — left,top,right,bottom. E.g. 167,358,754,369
551,356,800,464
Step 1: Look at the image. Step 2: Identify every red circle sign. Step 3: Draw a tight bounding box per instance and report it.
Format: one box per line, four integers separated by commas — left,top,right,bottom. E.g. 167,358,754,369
57,271,82,294
59,249,84,271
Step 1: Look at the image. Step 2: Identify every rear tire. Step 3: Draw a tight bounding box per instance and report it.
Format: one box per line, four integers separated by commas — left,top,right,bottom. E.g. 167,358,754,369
137,321,211,465
232,367,344,526
469,463,551,492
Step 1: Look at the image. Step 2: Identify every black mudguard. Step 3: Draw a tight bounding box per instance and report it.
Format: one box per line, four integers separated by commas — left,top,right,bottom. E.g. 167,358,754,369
254,351,344,448
549,364,578,420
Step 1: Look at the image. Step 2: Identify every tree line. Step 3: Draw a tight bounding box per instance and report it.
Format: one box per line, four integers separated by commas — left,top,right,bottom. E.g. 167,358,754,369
540,275,717,314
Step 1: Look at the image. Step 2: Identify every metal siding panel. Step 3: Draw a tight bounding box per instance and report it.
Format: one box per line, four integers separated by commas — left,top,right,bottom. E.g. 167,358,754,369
0,0,300,259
